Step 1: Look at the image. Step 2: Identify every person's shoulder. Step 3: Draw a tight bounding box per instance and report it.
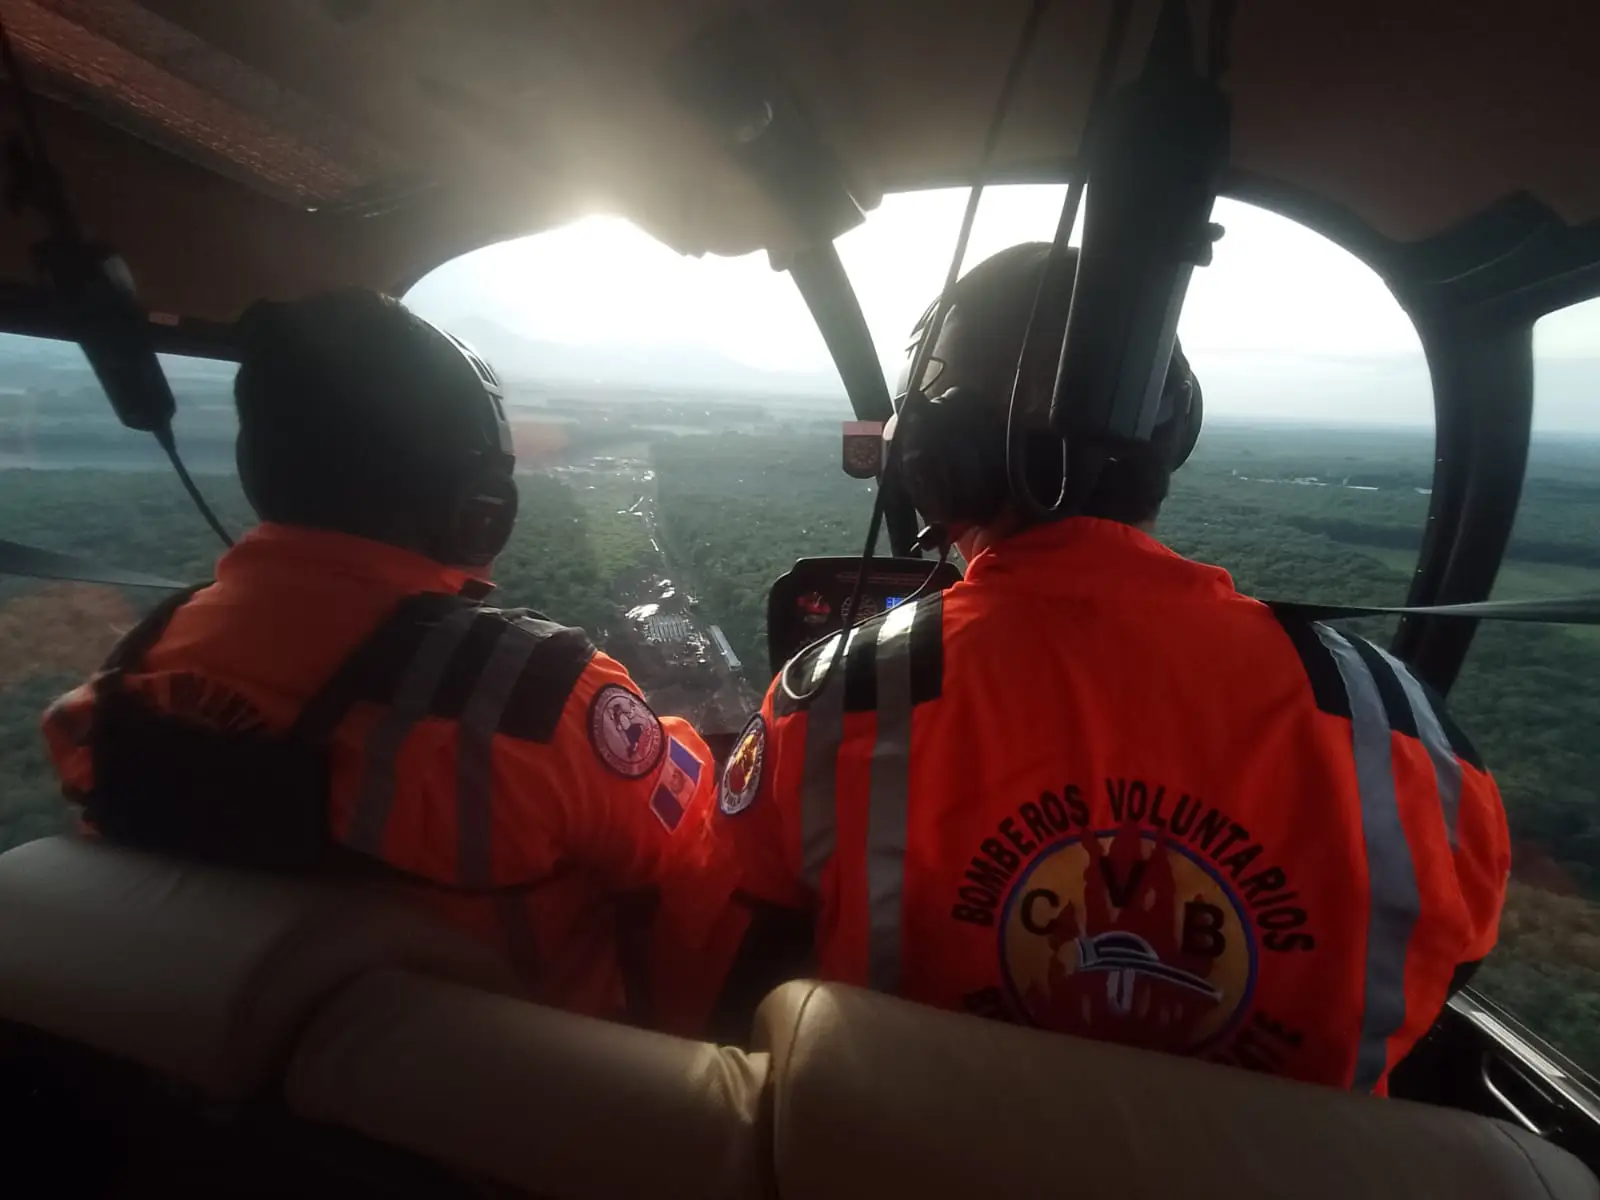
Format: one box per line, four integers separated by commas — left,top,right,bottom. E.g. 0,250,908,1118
478,611,697,782
481,599,594,642
486,604,588,643
1268,615,1488,773
770,590,947,720
466,604,600,743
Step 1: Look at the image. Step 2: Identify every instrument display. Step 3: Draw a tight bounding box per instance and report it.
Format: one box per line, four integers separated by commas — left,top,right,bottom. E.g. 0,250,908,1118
766,556,963,675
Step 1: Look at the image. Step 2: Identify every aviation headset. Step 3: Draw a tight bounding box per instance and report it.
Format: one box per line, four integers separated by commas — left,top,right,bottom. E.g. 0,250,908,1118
888,243,1202,532
238,295,519,568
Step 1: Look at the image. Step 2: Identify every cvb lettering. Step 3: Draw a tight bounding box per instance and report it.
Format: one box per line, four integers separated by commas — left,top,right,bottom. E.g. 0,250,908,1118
950,785,1089,926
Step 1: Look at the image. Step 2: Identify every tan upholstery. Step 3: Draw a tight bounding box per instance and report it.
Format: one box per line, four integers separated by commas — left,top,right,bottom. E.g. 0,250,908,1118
1,835,1590,1199
0,836,517,1100
754,982,1599,1200
286,968,770,1200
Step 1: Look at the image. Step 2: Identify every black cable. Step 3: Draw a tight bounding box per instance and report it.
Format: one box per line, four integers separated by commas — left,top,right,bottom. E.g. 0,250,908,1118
786,0,1058,704
781,479,890,703
1005,178,1087,521
783,0,1054,705
0,13,233,550
155,426,233,547
1005,0,1135,521
901,0,1055,405
780,0,1077,703
904,543,954,605
779,487,951,706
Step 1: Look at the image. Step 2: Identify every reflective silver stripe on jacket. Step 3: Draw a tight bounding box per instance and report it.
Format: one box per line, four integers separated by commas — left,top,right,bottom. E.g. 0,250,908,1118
1314,624,1421,1093
456,622,543,888
866,599,919,994
1374,644,1464,849
346,606,479,855
798,629,853,891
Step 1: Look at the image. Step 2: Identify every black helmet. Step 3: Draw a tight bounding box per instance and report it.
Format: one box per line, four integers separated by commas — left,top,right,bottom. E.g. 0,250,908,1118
889,243,1201,531
900,242,1200,468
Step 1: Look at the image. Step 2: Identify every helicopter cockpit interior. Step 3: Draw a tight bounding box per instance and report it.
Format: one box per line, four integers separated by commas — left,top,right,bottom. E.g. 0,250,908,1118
0,0,1598,1196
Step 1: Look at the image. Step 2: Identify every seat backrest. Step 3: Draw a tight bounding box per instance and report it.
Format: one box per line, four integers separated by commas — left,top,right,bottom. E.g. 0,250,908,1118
0,836,517,1100
286,968,771,1200
5,836,1591,1200
753,982,1599,1200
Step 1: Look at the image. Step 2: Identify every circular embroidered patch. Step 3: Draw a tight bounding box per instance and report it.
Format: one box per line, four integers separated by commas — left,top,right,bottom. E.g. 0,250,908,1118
588,684,665,779
719,713,766,816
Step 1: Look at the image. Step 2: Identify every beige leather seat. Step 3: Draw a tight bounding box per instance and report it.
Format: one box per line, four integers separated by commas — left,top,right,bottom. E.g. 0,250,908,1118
1,835,1594,1199
752,981,1599,1200
0,835,517,1099
284,972,1598,1200
286,968,771,1200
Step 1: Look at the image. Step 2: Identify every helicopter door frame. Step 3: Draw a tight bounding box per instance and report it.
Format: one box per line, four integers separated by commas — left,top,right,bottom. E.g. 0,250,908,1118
1392,990,1600,1168
0,279,239,362
784,242,923,557
1222,179,1600,692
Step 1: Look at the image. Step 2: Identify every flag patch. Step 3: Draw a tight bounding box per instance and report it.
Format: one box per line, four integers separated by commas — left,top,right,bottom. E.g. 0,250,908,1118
668,735,703,783
650,783,685,831
650,735,704,831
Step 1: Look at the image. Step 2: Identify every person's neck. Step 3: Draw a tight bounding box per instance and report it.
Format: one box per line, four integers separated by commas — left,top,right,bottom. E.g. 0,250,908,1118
957,514,1157,561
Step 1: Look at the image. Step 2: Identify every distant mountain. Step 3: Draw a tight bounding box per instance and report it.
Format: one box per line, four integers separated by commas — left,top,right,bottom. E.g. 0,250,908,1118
447,315,844,401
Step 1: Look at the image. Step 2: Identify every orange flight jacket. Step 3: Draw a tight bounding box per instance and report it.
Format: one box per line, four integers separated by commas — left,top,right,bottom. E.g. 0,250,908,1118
714,517,1509,1091
41,524,724,1031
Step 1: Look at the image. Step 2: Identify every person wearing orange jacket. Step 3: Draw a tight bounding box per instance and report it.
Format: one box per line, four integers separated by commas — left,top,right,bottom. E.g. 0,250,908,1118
708,242,1510,1091
41,289,722,1031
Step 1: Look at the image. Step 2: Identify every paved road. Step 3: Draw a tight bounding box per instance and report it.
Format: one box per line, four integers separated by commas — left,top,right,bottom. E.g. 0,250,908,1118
617,456,760,733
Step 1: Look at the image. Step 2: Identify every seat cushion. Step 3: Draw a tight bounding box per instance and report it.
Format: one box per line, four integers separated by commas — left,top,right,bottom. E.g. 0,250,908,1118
0,836,517,1099
753,981,1598,1200
286,968,771,1200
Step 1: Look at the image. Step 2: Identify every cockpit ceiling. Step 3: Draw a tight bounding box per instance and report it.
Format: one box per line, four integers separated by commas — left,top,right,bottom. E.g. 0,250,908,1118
0,0,1591,323
4,0,408,210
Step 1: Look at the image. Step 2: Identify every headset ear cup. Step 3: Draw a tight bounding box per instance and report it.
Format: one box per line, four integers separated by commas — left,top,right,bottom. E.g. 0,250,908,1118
448,471,518,566
1171,373,1202,469
945,390,1010,526
895,391,955,526
896,388,1010,529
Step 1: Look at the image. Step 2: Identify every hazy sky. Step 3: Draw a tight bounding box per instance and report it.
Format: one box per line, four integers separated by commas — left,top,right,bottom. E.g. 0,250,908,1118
406,185,1600,432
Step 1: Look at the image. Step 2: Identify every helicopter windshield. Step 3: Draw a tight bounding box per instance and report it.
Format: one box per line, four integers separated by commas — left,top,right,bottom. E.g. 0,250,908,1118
0,185,1594,1081
398,188,1439,731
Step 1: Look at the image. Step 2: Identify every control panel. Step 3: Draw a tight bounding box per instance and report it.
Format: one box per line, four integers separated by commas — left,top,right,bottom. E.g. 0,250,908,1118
765,555,963,675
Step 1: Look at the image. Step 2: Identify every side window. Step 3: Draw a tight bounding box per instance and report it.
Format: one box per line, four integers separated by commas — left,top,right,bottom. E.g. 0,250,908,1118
0,335,244,853
1454,297,1600,1077
1161,199,1434,608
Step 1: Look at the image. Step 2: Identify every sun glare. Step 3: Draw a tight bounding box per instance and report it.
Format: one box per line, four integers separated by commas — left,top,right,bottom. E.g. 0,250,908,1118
406,184,1600,429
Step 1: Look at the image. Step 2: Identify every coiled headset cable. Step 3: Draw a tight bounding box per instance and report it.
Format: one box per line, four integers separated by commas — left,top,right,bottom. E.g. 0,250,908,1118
781,0,1053,705
1004,1,1134,522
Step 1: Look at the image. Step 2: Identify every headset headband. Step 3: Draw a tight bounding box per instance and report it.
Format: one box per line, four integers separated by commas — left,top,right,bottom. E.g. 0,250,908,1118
897,243,1196,437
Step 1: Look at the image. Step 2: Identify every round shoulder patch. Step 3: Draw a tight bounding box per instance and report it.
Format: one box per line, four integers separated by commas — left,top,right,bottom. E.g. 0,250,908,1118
587,684,665,779
719,714,766,816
